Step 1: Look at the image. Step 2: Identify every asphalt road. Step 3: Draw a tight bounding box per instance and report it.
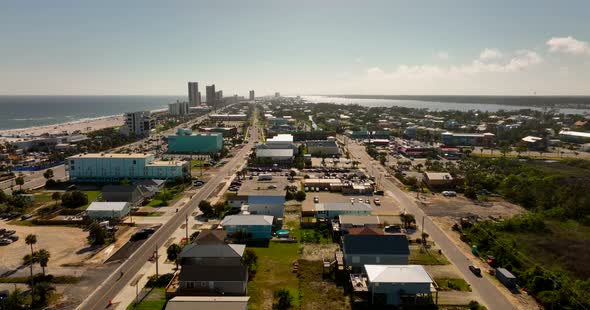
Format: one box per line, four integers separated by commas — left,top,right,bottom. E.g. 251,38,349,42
77,110,258,310
1,165,66,193
345,137,516,310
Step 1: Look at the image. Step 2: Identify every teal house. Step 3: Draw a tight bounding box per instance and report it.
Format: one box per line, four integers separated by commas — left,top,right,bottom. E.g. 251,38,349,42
67,153,189,183
221,215,274,240
167,128,223,154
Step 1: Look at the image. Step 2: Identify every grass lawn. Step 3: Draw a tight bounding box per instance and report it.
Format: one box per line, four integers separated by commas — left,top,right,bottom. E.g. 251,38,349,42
247,242,300,309
298,260,350,310
79,190,101,210
435,278,472,292
127,287,167,310
409,247,450,265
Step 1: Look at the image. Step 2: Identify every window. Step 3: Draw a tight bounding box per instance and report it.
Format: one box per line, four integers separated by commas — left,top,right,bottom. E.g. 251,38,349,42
376,257,381,263
70,160,75,164
352,256,360,263
186,281,194,289
133,160,136,164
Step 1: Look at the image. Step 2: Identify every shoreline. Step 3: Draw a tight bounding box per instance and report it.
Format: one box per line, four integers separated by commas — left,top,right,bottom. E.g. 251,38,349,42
0,108,167,137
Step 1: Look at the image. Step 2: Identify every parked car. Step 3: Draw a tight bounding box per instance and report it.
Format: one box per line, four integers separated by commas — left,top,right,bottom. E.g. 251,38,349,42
0,239,12,246
268,185,278,189
3,230,16,237
350,198,355,203
0,228,6,235
6,235,18,242
374,198,381,206
442,191,457,197
365,199,370,204
469,265,482,276
373,190,384,196
313,196,319,203
384,225,401,233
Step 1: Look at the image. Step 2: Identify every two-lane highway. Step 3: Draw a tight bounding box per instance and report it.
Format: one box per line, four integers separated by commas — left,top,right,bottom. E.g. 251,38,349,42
78,112,259,310
344,137,516,310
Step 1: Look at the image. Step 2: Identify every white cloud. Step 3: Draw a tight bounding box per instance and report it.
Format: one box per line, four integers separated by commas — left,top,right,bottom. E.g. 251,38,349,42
366,49,542,80
546,36,590,55
479,48,503,61
436,51,450,60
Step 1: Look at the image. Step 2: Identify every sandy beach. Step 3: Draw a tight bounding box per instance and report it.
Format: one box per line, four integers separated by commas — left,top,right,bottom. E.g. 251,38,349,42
0,114,125,137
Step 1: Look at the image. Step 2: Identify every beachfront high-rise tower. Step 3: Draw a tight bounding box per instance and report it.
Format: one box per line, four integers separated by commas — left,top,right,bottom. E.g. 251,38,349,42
249,90,255,101
206,84,216,105
188,82,199,106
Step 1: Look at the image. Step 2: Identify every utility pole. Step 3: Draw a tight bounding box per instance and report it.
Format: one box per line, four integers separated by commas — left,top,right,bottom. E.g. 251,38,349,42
185,214,189,241
155,245,159,278
421,216,425,243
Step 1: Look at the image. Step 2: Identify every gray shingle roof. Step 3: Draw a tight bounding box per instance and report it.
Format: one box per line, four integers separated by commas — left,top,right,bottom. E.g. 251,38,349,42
343,234,409,255
178,243,245,259
178,265,247,282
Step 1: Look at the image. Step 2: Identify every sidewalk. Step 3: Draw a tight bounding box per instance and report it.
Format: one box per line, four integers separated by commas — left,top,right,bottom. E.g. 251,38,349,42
112,206,203,309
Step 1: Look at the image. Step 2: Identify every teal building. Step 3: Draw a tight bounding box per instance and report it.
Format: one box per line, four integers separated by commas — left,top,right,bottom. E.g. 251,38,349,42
167,128,223,154
67,153,189,183
221,215,274,240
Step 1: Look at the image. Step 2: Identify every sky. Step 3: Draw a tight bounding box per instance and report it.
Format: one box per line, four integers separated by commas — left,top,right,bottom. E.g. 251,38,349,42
1,0,590,96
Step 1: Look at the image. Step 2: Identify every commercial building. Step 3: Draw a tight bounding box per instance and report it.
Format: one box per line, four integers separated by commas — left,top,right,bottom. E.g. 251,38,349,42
305,137,340,157
121,111,154,137
206,85,216,105
221,215,274,240
441,132,495,147
422,172,454,189
169,101,190,116
314,202,372,219
249,90,255,101
228,177,287,219
360,265,435,306
254,149,294,162
339,215,381,230
86,202,130,220
188,82,200,106
558,130,590,144
167,128,223,154
67,153,189,183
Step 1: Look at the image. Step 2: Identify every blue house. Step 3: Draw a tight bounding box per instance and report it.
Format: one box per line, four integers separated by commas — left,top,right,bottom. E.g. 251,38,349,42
221,215,274,240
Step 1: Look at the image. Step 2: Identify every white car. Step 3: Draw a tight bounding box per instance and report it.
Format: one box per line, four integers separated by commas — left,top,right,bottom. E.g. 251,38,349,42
442,191,457,197
313,196,319,203
374,198,381,206
350,198,355,203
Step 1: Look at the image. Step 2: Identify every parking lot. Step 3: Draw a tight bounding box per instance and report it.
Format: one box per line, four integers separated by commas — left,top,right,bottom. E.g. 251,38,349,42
301,191,401,216
0,222,89,276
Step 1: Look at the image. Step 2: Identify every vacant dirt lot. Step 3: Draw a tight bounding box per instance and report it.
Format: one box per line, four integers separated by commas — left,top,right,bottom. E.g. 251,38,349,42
0,222,88,277
420,195,527,219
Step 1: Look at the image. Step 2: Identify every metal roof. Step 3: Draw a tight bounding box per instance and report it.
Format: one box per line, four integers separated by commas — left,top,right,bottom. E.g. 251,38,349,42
178,243,245,259
365,265,433,284
221,215,274,226
86,202,129,212
255,148,293,158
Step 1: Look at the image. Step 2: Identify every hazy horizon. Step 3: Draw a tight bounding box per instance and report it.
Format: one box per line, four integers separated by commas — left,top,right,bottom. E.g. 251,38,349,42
2,0,590,96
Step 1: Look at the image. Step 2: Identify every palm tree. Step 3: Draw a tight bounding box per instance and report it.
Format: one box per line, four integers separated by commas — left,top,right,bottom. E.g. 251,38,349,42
31,281,55,307
25,234,37,302
35,249,50,276
51,192,61,207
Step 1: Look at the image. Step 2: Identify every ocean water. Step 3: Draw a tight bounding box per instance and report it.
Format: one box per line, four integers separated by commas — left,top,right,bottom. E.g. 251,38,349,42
0,96,184,131
302,96,590,115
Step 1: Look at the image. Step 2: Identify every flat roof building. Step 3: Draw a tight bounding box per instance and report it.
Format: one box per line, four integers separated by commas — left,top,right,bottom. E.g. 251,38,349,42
86,202,130,220
441,132,494,147
67,153,189,183
559,130,590,144
168,129,223,154
363,265,435,306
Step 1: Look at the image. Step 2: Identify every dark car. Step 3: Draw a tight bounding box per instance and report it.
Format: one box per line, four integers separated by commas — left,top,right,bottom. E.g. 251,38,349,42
6,235,18,242
0,239,12,246
373,190,385,196
469,265,482,276
3,230,16,237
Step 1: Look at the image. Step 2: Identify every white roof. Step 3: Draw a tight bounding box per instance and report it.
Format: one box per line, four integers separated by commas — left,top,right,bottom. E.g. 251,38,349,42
267,134,293,143
365,265,433,284
522,136,543,143
68,153,153,159
316,202,372,212
87,202,129,212
221,215,273,226
256,148,293,158
166,296,249,310
559,130,590,138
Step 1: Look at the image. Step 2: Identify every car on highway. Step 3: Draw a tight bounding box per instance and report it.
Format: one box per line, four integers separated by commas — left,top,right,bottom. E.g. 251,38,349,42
469,265,482,277
131,227,156,241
